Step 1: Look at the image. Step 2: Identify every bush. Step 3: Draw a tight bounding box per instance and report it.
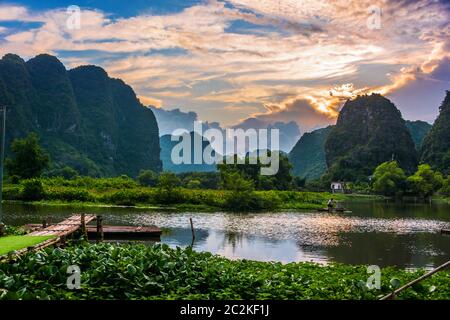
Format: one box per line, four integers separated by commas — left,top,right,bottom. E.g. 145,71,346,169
20,179,45,201
44,187,94,202
100,189,153,206
137,170,158,187
45,166,79,179
440,176,450,195
2,185,21,200
9,175,21,184
153,188,184,205
186,179,202,189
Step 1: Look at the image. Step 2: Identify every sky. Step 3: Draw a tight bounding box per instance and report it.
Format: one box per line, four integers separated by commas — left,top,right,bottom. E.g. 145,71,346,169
0,0,449,133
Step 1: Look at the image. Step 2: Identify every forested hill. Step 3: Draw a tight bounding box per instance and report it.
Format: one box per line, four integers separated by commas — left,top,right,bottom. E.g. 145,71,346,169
421,91,450,175
0,53,161,177
288,126,333,180
324,94,418,181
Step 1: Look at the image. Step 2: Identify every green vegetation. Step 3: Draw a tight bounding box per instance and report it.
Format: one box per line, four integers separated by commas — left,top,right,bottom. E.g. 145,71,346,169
0,53,161,177
407,164,444,198
289,126,333,180
2,176,346,211
137,170,158,187
0,236,54,256
218,152,293,191
324,94,418,182
440,176,450,195
369,162,446,198
405,120,432,150
372,161,407,197
5,133,50,179
421,91,450,175
0,244,448,300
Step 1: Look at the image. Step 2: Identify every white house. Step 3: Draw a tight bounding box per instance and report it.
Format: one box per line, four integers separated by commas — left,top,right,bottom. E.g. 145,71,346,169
331,181,345,193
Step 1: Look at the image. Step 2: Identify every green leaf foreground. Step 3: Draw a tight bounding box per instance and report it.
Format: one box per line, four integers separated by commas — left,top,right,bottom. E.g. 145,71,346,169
0,244,448,300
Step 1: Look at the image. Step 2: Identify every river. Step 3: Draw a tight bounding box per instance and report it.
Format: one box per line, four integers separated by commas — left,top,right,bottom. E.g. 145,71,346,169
2,200,450,269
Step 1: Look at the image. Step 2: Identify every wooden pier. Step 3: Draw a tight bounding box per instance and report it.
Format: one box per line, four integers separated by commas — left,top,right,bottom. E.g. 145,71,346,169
24,215,162,241
27,214,96,237
1,214,162,262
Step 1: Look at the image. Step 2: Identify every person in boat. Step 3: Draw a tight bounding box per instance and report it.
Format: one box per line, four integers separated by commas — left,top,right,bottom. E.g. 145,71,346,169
327,198,335,212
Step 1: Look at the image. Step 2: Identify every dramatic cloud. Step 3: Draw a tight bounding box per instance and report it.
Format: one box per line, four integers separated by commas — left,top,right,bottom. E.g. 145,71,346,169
0,0,449,129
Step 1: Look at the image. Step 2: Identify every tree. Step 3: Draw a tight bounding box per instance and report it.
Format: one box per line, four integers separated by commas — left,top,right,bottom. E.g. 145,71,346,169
220,170,257,211
46,166,79,179
186,179,202,189
372,161,407,196
5,133,50,179
407,164,444,198
137,169,158,187
217,151,293,190
440,176,450,195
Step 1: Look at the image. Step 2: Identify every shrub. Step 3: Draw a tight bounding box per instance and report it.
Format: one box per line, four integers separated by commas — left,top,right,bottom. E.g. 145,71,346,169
153,188,183,205
45,166,79,179
186,179,202,189
440,176,450,195
137,170,158,187
100,189,153,206
44,187,94,202
20,179,45,201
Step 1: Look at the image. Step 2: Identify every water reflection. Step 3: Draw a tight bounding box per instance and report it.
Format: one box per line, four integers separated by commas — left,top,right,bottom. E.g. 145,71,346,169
2,201,450,268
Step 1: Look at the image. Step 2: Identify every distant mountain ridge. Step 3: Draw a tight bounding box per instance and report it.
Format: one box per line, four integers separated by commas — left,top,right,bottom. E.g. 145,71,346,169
288,126,333,180
0,53,161,177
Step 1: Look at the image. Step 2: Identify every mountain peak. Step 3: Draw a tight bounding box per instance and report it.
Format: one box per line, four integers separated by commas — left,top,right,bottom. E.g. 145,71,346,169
1,53,26,64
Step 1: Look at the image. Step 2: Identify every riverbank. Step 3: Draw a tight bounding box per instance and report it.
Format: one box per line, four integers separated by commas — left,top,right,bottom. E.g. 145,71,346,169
2,177,376,212
0,243,448,300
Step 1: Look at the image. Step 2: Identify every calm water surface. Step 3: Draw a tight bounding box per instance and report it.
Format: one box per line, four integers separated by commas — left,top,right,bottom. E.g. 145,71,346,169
2,200,450,269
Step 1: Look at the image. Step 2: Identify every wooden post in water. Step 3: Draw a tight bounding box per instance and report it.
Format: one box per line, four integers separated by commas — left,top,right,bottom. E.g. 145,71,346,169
42,219,47,228
60,235,66,247
81,213,87,240
46,217,52,227
96,215,104,242
190,218,195,246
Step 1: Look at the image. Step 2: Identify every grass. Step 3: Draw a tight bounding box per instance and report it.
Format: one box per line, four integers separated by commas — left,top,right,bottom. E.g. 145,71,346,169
0,235,55,256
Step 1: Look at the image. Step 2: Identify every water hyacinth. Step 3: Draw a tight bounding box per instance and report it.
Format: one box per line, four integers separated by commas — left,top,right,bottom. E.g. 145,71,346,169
0,244,448,300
